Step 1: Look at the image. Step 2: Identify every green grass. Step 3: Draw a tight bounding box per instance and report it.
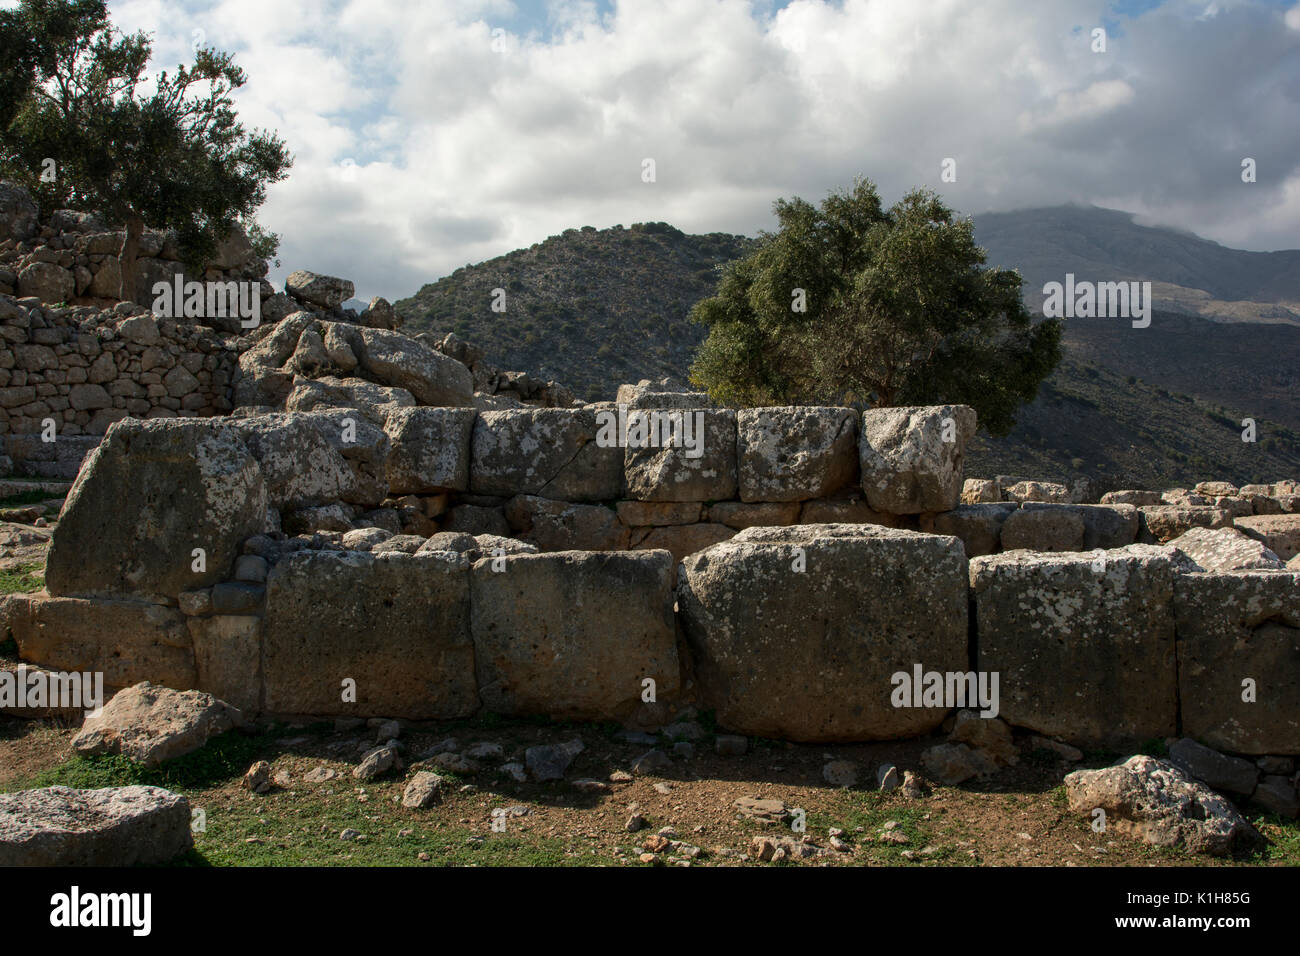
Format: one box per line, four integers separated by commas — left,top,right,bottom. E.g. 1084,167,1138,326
0,563,43,594
12,730,270,793
806,793,955,866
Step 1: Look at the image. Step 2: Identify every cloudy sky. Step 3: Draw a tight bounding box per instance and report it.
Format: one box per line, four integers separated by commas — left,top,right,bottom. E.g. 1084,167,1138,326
96,0,1300,303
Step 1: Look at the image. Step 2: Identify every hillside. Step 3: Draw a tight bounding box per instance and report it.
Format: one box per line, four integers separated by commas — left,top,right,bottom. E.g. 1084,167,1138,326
972,204,1300,326
397,222,754,402
395,218,1300,489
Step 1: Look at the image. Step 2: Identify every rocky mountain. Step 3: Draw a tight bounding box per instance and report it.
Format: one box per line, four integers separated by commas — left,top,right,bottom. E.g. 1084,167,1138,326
973,204,1300,326
395,213,1300,490
396,222,754,403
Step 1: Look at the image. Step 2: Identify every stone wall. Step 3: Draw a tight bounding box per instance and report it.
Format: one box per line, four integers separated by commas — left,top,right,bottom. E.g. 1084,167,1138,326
4,407,1298,758
0,298,238,477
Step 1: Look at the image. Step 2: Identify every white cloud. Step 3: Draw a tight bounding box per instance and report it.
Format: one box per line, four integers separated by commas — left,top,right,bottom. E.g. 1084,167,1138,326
101,0,1300,302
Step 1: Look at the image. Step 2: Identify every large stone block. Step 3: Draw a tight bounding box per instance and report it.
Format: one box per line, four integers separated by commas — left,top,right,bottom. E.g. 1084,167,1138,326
858,405,976,514
382,406,476,494
3,595,195,690
623,409,736,502
356,326,473,407
971,545,1180,746
470,408,622,501
1234,514,1300,561
1173,571,1300,754
188,615,262,714
1138,505,1231,543
45,419,266,601
232,410,389,511
632,522,736,562
470,550,679,721
1168,526,1284,572
706,501,799,530
677,524,969,742
504,495,629,551
1019,503,1140,550
920,503,1018,558
0,785,193,866
736,407,858,503
263,551,477,718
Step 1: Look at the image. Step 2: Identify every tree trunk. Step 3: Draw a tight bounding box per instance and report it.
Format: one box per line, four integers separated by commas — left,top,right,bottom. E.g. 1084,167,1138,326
118,214,144,304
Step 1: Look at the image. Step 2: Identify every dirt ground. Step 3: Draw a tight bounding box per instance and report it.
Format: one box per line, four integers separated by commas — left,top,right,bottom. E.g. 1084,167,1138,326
2,711,1295,867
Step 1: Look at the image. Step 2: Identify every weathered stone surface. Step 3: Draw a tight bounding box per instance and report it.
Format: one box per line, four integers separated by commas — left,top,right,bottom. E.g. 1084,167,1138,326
383,406,475,494
624,408,737,502
920,503,1017,558
17,261,74,303
263,551,477,718
1252,776,1300,818
798,496,901,526
4,595,195,690
736,407,857,503
1004,480,1070,504
233,410,389,511
284,270,354,309
356,326,473,407
46,419,266,600
1234,514,1300,561
1173,571,1300,754
504,495,629,551
858,405,976,514
443,503,509,537
187,615,261,713
1020,503,1140,550
401,771,445,808
949,709,1018,766
72,682,237,766
678,524,968,742
999,506,1085,552
616,500,703,527
615,380,710,408
921,742,997,785
1168,526,1285,572
470,409,622,501
1102,489,1164,506
706,500,800,529
0,785,193,866
961,478,1001,504
0,182,39,241
526,738,585,781
1168,738,1259,795
971,545,1180,746
633,522,735,562
1139,505,1231,543
1064,756,1260,856
470,551,679,721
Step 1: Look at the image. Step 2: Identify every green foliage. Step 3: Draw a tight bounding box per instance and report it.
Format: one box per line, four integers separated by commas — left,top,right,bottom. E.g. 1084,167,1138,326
0,0,291,281
0,563,44,594
688,178,1062,436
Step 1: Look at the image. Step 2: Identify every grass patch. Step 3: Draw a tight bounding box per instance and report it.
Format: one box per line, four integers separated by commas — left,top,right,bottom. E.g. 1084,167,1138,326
0,563,43,595
8,730,270,793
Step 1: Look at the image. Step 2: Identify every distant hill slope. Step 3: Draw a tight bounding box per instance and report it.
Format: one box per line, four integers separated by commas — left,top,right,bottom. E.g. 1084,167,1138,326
396,222,754,402
972,204,1300,325
395,216,1300,489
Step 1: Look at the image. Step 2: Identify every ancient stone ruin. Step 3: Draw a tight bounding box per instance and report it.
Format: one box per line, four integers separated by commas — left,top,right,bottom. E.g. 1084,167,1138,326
2,182,1298,863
